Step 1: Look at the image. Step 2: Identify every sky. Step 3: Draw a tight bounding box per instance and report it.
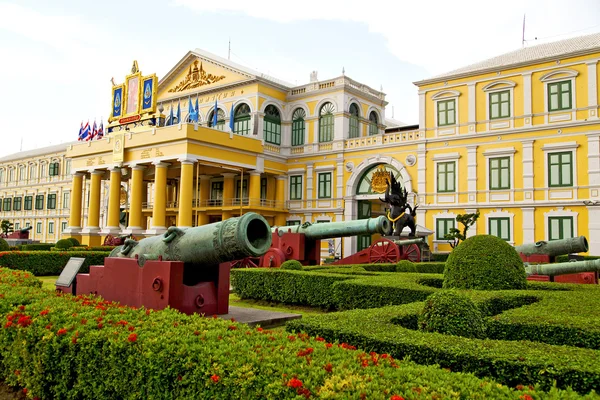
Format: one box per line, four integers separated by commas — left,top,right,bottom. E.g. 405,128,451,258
0,0,599,157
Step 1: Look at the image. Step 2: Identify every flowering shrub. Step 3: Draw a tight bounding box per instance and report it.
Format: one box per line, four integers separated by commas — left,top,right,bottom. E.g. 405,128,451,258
0,268,580,399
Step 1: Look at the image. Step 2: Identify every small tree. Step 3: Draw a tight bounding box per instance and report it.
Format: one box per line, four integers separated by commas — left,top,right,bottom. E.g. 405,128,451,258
0,220,13,238
443,211,480,248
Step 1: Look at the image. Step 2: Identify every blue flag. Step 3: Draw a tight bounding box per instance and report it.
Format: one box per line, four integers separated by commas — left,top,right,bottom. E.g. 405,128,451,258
78,121,83,141
229,105,235,132
176,100,181,124
195,96,199,121
212,99,218,127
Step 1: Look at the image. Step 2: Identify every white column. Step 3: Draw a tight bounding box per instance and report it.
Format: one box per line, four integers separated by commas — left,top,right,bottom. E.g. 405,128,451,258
417,143,427,204
467,83,476,132
587,206,600,255
333,114,344,141
467,145,478,204
522,72,532,127
587,61,598,120
588,134,600,199
336,157,344,206
306,162,314,208
418,92,426,129
343,199,356,258
522,207,535,244
522,140,534,202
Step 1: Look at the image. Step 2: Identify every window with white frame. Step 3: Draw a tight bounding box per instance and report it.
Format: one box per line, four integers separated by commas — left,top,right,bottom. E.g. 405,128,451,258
489,157,510,190
436,218,455,240
548,151,573,187
488,217,510,241
540,69,578,115
63,192,70,209
436,161,456,193
482,80,516,122
48,221,54,234
318,172,332,199
437,99,455,126
289,175,303,200
548,216,573,240
61,221,67,232
36,222,42,234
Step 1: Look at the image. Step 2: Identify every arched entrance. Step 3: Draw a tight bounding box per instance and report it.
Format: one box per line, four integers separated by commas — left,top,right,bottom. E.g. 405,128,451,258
343,156,413,257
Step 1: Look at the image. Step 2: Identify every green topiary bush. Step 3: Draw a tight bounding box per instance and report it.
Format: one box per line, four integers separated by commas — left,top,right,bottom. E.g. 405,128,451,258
418,290,486,339
443,234,527,290
66,237,80,247
280,260,303,270
0,238,8,252
54,239,73,250
396,260,417,272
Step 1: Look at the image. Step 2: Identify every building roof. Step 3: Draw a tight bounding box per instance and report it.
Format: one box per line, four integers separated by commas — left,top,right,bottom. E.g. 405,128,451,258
0,142,77,163
416,32,600,85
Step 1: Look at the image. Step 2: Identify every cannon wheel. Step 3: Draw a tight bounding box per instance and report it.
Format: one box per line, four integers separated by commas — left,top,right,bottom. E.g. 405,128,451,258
399,243,421,262
230,257,262,269
260,248,287,268
368,238,400,263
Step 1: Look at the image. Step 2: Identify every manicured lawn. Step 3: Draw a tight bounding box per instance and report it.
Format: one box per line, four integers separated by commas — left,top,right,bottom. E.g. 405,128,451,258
38,276,58,291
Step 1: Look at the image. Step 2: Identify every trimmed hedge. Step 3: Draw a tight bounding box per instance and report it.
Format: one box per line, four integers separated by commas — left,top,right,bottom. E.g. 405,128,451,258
66,237,80,246
0,251,109,275
419,291,486,339
19,243,55,251
304,262,446,274
0,239,8,252
431,252,450,262
0,269,568,400
287,286,600,394
280,260,303,270
444,235,527,290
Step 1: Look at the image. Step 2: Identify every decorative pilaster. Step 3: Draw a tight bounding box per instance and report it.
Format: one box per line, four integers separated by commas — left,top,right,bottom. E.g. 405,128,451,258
221,173,236,220
522,140,534,202
522,207,535,244
467,145,478,204
197,175,211,226
522,72,532,127
587,61,598,120
274,175,287,226
248,172,261,208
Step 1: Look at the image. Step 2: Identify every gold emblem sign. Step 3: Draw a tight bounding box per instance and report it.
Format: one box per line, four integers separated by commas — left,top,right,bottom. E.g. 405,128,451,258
112,132,124,163
370,165,391,193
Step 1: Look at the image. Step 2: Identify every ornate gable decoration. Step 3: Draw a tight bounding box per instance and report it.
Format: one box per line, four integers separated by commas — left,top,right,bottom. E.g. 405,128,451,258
110,60,158,124
168,60,226,93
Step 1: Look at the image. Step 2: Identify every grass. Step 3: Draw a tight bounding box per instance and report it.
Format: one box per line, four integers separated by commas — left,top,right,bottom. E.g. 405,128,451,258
38,276,58,291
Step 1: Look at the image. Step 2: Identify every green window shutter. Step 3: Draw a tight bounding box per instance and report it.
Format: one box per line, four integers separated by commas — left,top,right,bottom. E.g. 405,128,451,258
368,111,378,136
289,176,302,200
488,217,510,240
291,108,306,146
489,157,510,190
318,173,332,198
437,99,456,126
548,151,573,187
319,103,335,142
436,218,455,240
489,90,510,119
24,196,32,211
263,105,281,145
437,161,455,193
349,103,359,138
548,81,572,111
548,216,574,240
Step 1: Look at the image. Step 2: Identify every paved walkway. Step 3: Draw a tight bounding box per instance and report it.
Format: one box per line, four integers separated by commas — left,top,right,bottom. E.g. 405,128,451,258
218,306,301,328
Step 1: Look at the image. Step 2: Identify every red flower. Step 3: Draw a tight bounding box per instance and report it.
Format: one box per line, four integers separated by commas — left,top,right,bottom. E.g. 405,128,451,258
71,336,78,344
18,305,25,311
80,318,87,325
287,378,303,388
97,323,104,329
57,328,67,336
324,363,333,373
40,310,49,316
177,375,182,381
210,374,220,383
325,343,332,349
193,330,200,336
390,396,404,400
315,336,325,342
297,387,311,398
14,370,20,375
297,348,314,357
117,320,128,326
128,326,135,331
22,388,27,395
257,327,263,332
128,333,137,342
228,325,237,331
45,324,52,330
520,396,534,400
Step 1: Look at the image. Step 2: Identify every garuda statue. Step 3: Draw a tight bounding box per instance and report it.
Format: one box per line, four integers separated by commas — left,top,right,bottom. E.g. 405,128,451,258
380,172,418,237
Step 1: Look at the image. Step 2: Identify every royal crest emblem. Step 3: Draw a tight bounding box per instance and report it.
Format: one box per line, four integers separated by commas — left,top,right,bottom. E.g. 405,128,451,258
370,165,391,193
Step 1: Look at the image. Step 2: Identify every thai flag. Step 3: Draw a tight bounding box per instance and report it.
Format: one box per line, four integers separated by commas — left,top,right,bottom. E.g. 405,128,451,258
90,120,98,141
77,121,83,141
81,121,91,141
97,120,104,140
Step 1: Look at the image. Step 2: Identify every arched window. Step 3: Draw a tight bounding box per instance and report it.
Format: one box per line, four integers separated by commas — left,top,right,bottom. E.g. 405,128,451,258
233,103,251,135
319,102,335,142
356,164,401,194
263,105,281,145
208,108,226,130
349,103,360,138
291,108,306,146
369,111,379,136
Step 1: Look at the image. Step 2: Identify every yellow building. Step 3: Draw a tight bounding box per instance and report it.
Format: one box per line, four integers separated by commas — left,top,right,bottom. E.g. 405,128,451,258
415,32,600,254
1,32,599,258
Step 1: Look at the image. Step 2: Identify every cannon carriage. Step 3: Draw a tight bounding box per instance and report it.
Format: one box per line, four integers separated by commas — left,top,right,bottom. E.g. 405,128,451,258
56,213,272,315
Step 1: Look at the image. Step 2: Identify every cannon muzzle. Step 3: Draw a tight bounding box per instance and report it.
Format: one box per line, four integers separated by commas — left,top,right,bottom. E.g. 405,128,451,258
110,212,272,266
271,216,391,240
20,226,32,233
515,236,588,257
525,259,600,277
393,237,425,246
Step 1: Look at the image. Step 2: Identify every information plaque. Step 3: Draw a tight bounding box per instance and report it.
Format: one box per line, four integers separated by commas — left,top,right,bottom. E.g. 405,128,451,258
55,257,86,288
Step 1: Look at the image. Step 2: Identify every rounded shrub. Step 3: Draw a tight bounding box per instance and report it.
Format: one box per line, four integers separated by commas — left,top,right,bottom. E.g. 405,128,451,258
55,239,73,250
280,260,303,270
443,234,526,290
418,291,486,339
0,238,9,251
66,237,80,247
396,260,417,272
